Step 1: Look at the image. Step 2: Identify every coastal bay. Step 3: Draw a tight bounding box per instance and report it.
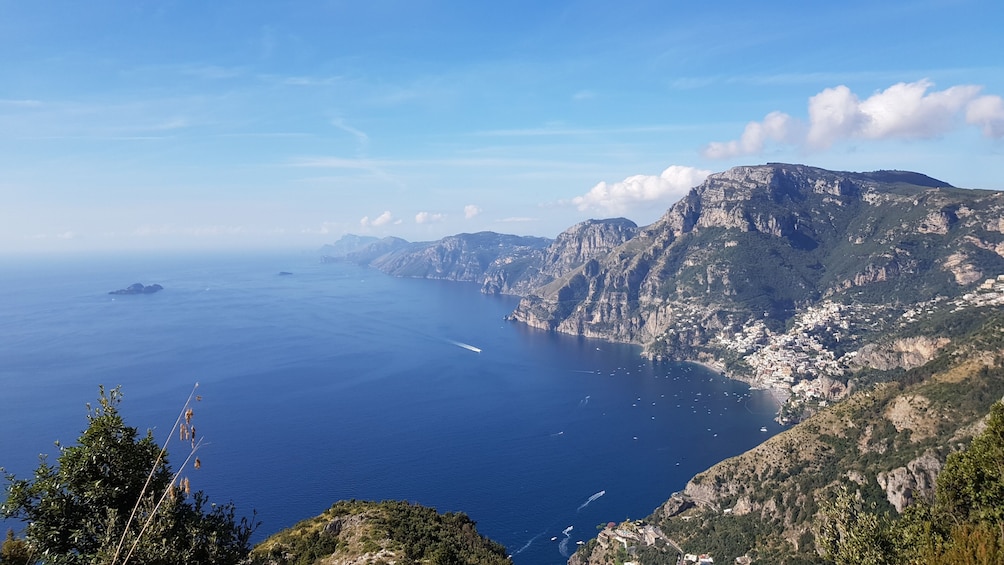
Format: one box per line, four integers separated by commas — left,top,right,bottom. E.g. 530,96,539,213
0,252,780,564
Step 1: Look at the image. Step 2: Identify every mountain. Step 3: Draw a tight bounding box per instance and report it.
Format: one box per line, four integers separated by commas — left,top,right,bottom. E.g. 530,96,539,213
509,164,1004,411
370,231,552,284
321,235,411,265
570,310,1004,564
316,163,1004,563
322,219,639,296
250,500,511,565
319,234,381,259
481,218,640,295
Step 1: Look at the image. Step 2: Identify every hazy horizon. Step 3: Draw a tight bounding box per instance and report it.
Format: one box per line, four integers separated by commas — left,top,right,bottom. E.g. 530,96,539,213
4,1,1003,253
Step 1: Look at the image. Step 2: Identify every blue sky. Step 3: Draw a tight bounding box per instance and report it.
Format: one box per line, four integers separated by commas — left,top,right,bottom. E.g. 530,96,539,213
3,0,1003,253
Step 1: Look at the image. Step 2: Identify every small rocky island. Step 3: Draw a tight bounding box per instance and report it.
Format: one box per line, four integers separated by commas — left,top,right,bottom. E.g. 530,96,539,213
109,283,163,295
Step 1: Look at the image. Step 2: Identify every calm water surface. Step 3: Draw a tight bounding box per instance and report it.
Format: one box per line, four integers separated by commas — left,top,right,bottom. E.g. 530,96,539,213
0,252,781,564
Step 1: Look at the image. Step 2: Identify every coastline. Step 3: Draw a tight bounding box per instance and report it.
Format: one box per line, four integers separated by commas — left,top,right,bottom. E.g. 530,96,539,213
683,357,789,416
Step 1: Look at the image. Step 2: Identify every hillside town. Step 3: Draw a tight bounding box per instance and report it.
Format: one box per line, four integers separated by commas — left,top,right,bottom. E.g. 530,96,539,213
714,274,1004,421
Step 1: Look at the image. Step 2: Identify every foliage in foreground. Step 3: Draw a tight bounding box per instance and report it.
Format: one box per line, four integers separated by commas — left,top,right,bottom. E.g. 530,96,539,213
250,499,512,565
818,401,1004,564
1,386,257,565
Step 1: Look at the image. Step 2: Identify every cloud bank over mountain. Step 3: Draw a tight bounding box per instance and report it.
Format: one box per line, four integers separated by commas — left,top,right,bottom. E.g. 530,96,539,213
704,80,1004,158
570,165,712,214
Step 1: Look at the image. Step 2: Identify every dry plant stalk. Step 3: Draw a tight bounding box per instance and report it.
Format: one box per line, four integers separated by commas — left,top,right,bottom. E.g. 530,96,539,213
109,383,204,565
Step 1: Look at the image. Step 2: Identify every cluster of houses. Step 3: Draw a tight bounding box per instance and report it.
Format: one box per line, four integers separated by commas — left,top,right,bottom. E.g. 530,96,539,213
717,301,860,402
957,274,1004,308
713,272,1004,414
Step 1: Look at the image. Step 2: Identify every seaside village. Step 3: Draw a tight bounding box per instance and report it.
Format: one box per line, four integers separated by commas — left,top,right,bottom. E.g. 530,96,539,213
585,276,1004,564
714,274,1004,421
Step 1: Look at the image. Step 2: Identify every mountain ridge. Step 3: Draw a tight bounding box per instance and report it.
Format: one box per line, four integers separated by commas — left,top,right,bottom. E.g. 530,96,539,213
317,163,1004,563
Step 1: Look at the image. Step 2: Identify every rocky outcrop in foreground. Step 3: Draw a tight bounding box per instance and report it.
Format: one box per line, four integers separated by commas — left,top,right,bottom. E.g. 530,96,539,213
250,500,510,565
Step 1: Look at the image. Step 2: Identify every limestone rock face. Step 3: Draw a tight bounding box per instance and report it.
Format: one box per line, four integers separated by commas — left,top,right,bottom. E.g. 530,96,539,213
371,232,551,284
876,451,944,512
850,336,951,371
482,218,638,295
507,163,1004,361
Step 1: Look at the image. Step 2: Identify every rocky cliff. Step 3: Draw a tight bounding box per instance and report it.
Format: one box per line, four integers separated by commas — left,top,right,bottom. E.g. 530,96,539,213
369,231,551,284
508,164,1004,403
322,220,638,296
250,500,511,565
571,310,1004,564
481,218,639,295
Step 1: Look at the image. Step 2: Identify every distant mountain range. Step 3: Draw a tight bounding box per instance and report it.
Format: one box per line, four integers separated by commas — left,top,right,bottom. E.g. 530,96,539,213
324,163,1004,397
319,163,1004,563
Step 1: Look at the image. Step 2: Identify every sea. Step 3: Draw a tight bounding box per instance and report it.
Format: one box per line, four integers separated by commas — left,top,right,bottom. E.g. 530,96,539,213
0,251,781,564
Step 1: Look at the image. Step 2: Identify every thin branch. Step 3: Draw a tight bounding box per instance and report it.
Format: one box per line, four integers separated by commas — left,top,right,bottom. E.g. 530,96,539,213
110,382,199,565
121,438,205,565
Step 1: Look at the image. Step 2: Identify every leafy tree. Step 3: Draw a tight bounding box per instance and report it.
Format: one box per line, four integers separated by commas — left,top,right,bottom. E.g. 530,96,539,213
818,401,1004,564
816,487,897,565
937,401,1004,530
2,529,34,565
1,386,257,565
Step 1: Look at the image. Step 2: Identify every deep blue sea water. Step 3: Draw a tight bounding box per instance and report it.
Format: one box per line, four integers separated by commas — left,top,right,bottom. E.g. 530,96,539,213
0,252,781,564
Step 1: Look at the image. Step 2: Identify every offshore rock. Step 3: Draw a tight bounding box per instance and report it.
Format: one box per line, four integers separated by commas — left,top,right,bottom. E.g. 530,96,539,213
109,283,163,295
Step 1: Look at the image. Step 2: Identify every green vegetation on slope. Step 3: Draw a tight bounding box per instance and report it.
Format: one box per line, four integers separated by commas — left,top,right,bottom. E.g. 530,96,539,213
818,400,1004,564
571,311,1004,564
249,500,511,565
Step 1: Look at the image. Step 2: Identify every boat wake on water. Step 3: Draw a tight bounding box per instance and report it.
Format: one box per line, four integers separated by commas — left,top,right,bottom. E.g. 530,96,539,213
446,339,482,353
577,490,605,512
558,525,574,557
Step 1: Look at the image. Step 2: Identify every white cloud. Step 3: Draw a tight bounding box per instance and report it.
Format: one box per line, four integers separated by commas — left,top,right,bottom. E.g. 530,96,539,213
966,95,1004,138
331,118,370,149
704,79,1004,158
132,225,245,237
497,217,535,223
464,204,481,219
0,98,43,108
704,111,800,158
23,230,76,241
302,221,341,235
360,211,394,228
570,165,711,214
415,211,445,224
805,85,863,148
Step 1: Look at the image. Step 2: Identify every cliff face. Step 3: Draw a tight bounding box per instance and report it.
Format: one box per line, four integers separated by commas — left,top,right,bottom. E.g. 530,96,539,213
322,221,638,296
571,311,1004,564
509,164,1004,365
481,218,639,295
369,231,551,284
321,232,552,289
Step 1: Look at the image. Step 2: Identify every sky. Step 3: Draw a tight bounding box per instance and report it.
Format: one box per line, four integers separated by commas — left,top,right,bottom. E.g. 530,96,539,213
2,0,1003,253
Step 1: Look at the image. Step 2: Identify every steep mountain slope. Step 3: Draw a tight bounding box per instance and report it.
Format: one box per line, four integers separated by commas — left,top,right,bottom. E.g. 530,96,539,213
509,164,1004,400
571,308,1004,564
481,218,639,294
368,231,551,283
321,219,639,296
